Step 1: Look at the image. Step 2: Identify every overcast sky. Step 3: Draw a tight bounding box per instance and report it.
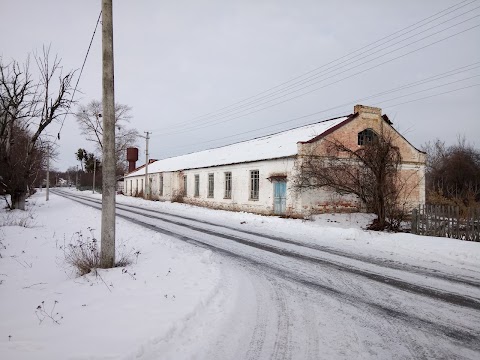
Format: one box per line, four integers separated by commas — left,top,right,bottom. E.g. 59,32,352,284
2,0,479,171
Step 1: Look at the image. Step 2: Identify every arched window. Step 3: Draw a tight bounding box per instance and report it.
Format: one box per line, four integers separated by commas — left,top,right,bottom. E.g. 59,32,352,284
358,128,377,145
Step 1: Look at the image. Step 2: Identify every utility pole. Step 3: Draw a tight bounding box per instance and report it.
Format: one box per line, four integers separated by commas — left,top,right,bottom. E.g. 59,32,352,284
93,157,97,194
144,131,150,200
101,0,116,268
46,144,50,201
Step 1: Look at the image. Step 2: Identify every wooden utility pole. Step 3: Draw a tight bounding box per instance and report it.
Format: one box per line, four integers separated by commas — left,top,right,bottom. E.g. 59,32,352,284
93,157,96,194
46,144,50,201
144,131,150,199
101,0,116,268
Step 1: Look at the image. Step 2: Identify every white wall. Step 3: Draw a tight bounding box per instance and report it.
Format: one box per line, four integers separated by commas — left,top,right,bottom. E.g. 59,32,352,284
125,157,302,215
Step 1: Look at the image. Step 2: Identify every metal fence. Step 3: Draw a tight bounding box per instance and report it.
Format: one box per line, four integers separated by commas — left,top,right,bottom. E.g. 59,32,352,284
411,205,480,241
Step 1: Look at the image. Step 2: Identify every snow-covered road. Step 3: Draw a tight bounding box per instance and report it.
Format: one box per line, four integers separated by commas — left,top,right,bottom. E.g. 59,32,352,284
51,189,480,359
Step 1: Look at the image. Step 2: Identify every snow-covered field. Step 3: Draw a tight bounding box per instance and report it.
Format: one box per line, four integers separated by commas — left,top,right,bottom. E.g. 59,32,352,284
1,189,479,359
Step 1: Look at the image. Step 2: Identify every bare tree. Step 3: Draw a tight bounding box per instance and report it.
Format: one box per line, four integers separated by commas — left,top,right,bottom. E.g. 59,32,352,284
423,137,480,208
293,130,415,230
0,47,75,209
75,100,139,172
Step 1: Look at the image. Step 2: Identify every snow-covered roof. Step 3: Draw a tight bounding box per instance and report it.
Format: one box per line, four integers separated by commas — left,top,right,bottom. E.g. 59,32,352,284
126,116,350,177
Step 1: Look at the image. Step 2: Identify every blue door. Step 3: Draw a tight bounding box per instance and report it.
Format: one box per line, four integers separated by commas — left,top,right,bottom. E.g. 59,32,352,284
273,180,287,215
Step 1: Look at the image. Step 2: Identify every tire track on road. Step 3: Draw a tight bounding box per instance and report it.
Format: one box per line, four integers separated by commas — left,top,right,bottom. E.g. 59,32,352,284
55,189,480,288
53,190,480,351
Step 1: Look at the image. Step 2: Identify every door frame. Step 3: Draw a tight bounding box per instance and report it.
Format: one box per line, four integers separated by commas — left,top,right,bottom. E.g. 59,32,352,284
272,178,287,215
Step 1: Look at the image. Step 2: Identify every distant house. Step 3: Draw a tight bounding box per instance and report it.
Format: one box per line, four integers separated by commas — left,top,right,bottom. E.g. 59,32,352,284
124,105,426,216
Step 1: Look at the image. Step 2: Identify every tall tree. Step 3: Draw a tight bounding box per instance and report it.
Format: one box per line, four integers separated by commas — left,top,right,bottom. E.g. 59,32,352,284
0,47,75,209
76,148,87,171
75,100,139,173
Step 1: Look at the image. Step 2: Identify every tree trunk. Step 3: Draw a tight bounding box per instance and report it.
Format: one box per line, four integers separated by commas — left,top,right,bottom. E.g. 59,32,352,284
377,198,386,229
11,190,26,210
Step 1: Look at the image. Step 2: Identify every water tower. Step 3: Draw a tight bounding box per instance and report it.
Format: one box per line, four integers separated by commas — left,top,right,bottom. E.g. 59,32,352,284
126,147,139,173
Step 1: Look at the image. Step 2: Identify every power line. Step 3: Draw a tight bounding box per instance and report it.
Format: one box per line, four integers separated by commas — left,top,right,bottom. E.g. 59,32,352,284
152,20,480,138
189,9,480,123
372,75,480,104
56,11,102,142
172,15,480,134
173,6,480,128
382,83,480,109
154,0,478,131
153,19,480,136
155,61,480,140
156,73,479,154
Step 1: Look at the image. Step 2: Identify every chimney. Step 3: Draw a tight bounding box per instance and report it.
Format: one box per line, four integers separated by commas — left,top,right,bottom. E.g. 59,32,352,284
126,147,139,173
354,104,382,118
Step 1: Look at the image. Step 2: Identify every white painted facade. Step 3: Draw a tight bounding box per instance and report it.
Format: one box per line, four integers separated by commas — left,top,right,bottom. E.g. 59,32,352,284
124,105,426,216
125,157,299,215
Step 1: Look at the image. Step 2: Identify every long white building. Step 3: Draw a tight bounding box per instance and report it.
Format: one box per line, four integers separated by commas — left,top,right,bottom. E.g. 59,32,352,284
124,105,426,216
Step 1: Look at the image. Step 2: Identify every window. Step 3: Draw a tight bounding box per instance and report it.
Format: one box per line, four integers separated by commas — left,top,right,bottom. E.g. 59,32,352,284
250,170,259,200
136,179,138,194
224,172,232,199
159,174,163,196
183,175,187,195
194,174,200,197
358,128,377,145
208,173,214,198
130,180,132,195
141,179,144,192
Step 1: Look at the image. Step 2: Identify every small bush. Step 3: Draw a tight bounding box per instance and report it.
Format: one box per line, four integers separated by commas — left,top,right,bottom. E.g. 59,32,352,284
63,228,132,276
171,190,185,203
0,208,36,228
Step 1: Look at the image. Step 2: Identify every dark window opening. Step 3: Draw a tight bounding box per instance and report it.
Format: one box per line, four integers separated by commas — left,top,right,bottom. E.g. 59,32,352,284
358,128,377,145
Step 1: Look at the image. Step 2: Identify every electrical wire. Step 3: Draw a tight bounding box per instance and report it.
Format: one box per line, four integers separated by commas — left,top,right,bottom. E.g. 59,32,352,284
382,83,479,109
156,74,479,154
154,62,480,138
151,21,480,135
178,6,480,127
151,0,479,132
152,19,480,138
55,11,102,142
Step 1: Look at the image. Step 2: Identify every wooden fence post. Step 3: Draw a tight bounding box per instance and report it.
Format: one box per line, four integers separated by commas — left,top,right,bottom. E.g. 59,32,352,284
411,209,418,234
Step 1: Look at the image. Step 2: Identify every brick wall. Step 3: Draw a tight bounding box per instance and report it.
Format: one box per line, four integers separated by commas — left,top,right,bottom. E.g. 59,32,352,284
297,105,426,212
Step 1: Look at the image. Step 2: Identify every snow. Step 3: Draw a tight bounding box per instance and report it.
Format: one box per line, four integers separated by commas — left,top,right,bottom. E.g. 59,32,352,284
1,189,480,359
126,116,348,176
107,190,480,273
0,192,222,359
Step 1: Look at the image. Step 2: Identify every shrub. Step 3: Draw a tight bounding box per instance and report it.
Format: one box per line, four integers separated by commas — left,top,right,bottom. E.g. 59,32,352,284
0,208,36,228
171,190,185,203
63,228,132,276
